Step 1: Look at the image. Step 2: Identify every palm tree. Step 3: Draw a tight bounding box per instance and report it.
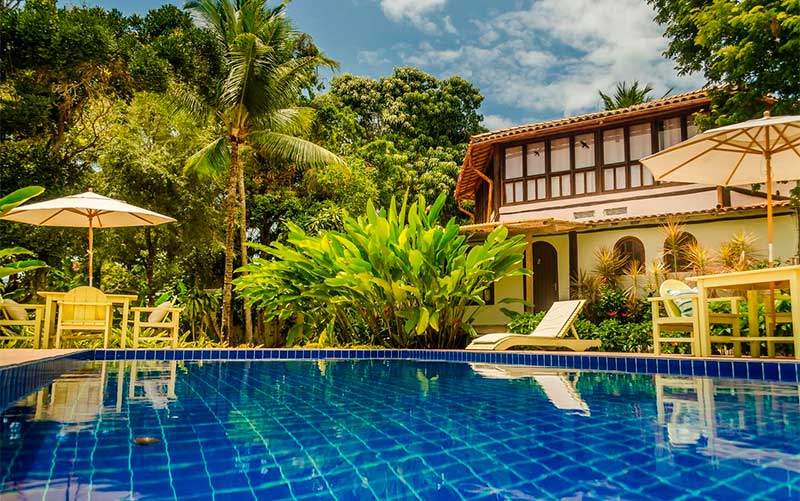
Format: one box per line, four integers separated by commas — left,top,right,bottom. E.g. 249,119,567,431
598,81,670,110
183,0,344,343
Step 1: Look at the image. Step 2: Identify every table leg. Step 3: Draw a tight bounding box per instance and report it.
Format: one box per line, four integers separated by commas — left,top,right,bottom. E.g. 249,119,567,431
696,285,711,357
747,290,761,357
121,300,129,349
789,274,800,360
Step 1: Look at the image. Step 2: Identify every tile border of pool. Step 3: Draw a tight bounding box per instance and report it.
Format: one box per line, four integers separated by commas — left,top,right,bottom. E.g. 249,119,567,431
4,349,800,411
58,349,800,382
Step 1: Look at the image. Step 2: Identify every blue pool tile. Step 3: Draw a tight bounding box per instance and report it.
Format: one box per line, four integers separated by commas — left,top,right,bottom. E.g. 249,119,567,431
719,361,733,378
645,358,656,374
748,363,764,380
679,359,693,375
691,359,705,376
763,363,779,380
733,361,748,379
656,359,668,374
705,361,719,377
779,363,797,382
667,359,679,374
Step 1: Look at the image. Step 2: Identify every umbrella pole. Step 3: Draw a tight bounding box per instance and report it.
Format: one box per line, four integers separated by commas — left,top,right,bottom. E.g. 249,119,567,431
766,151,777,340
88,216,94,287
767,152,774,266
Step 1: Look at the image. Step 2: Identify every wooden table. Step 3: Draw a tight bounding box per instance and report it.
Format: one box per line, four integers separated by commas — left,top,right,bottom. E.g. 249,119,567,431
38,291,138,349
687,265,800,358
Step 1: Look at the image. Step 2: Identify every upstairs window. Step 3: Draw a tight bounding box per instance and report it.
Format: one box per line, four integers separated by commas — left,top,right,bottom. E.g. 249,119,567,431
603,128,625,165
505,146,523,179
574,133,595,169
504,146,524,203
629,123,652,161
658,117,682,151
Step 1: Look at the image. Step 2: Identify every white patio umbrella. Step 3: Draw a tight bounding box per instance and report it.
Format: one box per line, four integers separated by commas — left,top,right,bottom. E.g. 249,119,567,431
0,190,176,286
641,111,800,265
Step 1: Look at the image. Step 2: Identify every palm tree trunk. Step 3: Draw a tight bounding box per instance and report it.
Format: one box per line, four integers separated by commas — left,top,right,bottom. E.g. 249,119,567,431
221,139,240,343
238,162,254,345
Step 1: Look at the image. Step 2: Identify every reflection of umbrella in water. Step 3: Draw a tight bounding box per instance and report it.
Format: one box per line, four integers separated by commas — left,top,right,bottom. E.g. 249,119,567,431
641,111,800,265
0,190,175,286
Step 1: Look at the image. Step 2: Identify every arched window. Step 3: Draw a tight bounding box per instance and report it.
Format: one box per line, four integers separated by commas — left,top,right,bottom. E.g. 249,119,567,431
614,237,645,270
663,232,697,272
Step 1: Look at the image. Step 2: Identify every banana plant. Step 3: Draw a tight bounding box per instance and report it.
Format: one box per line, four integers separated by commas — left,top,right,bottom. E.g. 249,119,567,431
235,192,529,349
0,187,47,280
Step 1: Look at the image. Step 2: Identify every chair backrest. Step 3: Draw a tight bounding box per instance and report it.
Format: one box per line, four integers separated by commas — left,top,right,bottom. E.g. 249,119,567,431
530,300,585,338
61,286,109,322
660,279,692,318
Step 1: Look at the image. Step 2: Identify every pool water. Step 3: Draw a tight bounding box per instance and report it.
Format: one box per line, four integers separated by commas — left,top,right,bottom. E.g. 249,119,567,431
1,360,799,500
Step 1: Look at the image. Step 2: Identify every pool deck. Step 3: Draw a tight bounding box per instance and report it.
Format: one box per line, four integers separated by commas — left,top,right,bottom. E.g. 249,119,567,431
0,349,85,368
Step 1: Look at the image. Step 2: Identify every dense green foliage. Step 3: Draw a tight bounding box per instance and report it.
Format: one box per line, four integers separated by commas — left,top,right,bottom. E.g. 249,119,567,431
0,1,484,346
235,193,527,348
181,0,343,343
649,0,800,124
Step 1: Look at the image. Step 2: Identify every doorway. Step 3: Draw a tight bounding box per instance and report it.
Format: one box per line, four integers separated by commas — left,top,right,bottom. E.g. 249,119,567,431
532,241,558,313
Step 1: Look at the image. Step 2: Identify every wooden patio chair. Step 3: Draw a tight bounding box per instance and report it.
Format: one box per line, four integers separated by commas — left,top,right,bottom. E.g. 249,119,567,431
651,279,743,356
0,298,44,348
763,293,795,357
55,286,112,349
131,299,182,348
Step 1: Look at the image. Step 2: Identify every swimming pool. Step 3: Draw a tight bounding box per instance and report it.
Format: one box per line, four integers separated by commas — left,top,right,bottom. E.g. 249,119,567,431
2,356,799,500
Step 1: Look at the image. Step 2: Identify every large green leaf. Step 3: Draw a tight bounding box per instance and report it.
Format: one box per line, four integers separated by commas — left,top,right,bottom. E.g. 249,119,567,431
0,259,47,279
0,186,44,216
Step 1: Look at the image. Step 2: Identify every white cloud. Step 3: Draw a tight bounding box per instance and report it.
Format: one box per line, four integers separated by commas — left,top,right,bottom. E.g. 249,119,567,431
379,0,448,33
483,114,516,130
442,15,458,35
397,0,704,120
358,50,389,66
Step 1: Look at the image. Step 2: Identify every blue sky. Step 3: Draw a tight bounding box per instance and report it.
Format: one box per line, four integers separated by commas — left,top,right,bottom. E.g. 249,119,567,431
75,0,704,130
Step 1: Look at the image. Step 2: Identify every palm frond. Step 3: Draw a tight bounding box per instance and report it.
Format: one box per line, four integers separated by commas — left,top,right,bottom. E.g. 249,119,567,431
162,82,213,121
248,131,346,167
221,32,276,118
257,107,316,136
184,137,231,179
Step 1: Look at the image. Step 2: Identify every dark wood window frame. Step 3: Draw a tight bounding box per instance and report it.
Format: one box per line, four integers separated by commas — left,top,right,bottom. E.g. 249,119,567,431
500,111,702,206
614,236,646,269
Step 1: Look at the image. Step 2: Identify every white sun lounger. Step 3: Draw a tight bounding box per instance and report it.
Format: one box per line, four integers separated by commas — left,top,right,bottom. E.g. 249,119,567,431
466,300,599,351
470,364,590,415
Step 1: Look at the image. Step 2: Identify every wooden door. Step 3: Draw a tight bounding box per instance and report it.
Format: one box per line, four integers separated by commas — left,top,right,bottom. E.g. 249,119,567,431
532,241,558,313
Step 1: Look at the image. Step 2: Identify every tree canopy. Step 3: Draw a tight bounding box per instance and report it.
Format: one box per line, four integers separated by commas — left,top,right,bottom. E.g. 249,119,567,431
0,1,486,347
649,0,800,124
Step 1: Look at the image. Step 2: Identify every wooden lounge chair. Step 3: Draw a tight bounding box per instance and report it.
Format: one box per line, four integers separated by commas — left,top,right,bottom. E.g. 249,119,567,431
131,299,182,348
650,279,742,356
0,298,44,348
466,300,598,351
55,286,112,349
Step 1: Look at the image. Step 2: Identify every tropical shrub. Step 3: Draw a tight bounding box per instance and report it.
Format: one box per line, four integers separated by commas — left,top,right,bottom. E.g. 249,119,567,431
235,193,528,348
506,311,546,334
586,319,653,353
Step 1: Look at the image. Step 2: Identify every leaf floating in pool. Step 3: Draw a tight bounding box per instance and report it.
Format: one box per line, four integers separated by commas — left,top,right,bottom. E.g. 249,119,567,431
133,437,161,446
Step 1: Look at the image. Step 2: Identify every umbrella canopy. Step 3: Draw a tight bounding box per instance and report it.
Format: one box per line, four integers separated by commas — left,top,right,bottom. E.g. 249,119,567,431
641,112,800,264
0,191,175,227
0,191,176,285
